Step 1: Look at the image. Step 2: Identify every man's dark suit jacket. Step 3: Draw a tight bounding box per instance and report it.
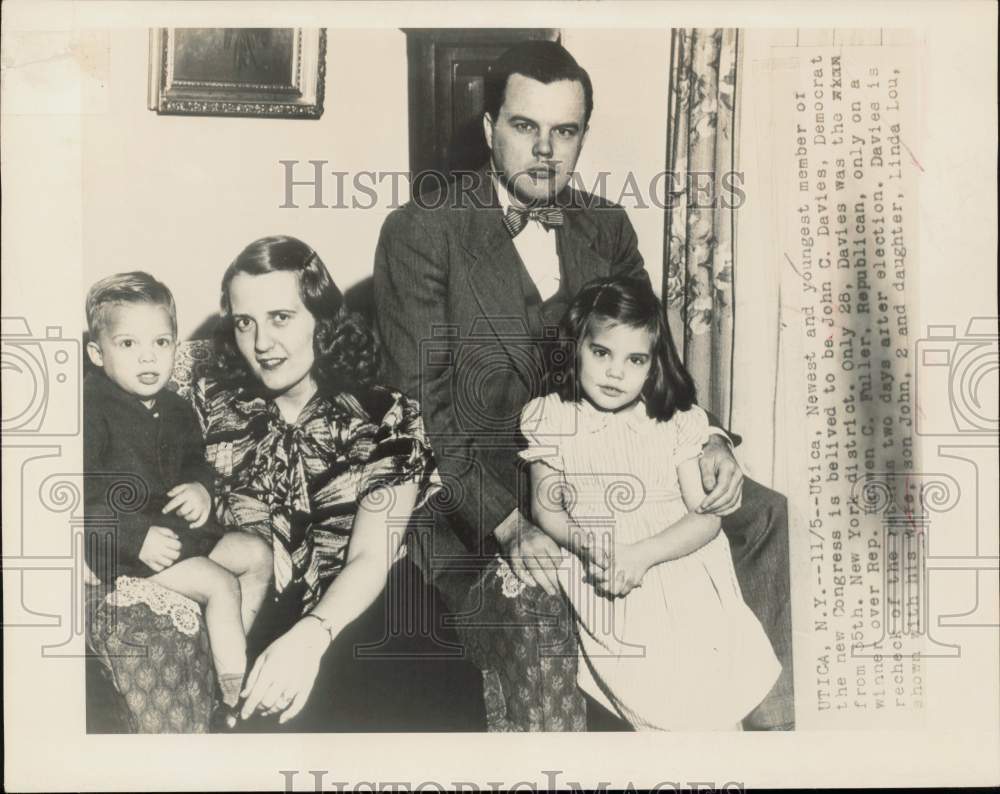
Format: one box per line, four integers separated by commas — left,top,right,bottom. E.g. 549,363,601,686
374,168,648,597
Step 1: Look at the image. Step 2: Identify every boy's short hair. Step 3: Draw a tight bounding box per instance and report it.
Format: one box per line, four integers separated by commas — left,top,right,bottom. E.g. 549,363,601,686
86,271,177,338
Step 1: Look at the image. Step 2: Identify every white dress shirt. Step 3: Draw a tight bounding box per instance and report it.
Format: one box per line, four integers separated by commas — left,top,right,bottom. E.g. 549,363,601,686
495,180,562,301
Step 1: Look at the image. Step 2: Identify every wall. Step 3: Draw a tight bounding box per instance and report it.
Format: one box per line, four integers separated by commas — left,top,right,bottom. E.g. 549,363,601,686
81,28,671,339
82,28,409,338
562,29,671,296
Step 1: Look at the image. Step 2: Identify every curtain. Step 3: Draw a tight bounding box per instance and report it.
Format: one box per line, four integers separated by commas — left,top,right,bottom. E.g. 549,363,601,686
663,29,740,425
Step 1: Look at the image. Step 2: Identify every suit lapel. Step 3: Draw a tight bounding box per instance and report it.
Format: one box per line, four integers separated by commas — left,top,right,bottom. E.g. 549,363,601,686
462,203,525,322
558,201,610,296
460,174,542,391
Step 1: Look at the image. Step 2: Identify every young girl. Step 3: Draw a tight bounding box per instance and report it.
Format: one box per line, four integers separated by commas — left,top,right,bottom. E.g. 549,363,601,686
519,274,780,730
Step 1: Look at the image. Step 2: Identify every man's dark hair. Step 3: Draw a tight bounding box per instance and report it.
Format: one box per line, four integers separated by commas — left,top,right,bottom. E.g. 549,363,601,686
484,40,594,126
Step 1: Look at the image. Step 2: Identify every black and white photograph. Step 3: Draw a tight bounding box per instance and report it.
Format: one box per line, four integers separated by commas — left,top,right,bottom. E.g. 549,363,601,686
148,27,327,118
2,1,997,791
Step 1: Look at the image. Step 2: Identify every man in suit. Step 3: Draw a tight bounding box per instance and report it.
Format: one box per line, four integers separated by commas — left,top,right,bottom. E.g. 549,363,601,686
374,40,793,731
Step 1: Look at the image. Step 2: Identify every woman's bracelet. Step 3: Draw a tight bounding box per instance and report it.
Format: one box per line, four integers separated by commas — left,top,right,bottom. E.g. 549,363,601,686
300,612,336,644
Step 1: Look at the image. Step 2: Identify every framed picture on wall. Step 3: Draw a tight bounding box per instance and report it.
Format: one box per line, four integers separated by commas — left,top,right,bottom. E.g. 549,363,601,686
148,28,326,119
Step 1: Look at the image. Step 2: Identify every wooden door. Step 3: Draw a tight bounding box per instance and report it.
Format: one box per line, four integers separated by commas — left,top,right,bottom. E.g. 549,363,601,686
404,29,559,196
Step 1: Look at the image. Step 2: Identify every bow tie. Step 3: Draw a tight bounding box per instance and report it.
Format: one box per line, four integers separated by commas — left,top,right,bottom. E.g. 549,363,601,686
502,205,565,237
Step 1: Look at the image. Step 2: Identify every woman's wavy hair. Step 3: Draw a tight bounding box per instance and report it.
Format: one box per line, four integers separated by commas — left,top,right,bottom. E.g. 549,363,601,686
550,274,696,422
213,235,379,394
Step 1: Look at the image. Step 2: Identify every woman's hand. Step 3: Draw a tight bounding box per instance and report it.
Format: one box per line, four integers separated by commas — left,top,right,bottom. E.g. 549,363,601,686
238,480,419,724
239,617,329,724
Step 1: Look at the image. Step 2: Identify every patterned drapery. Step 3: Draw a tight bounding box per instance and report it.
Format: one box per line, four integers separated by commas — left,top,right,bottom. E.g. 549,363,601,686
663,29,740,425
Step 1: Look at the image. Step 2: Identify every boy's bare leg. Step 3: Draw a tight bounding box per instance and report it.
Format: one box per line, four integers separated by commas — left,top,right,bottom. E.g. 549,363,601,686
150,556,246,709
209,532,273,633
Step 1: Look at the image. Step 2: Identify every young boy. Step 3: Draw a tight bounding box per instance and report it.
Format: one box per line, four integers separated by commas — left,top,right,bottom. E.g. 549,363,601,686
84,271,272,725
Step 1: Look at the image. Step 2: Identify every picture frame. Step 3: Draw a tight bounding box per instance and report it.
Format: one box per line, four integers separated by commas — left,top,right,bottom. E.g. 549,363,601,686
148,28,326,119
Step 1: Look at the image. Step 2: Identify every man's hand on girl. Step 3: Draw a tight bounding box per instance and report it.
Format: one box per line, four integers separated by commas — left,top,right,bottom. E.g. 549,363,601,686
697,437,744,516
162,481,212,528
500,520,562,596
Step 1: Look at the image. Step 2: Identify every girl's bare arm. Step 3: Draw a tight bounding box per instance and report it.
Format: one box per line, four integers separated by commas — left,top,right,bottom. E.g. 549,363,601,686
633,457,722,566
528,462,607,565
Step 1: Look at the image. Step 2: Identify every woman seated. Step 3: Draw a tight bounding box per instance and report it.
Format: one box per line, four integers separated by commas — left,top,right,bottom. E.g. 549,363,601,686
194,234,485,731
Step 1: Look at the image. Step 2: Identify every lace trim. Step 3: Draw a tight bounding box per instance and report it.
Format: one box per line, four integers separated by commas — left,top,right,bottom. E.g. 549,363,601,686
108,576,202,636
495,556,527,599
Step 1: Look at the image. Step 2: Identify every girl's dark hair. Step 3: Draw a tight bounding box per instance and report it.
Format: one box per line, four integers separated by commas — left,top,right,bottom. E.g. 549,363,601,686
551,274,696,421
213,235,379,394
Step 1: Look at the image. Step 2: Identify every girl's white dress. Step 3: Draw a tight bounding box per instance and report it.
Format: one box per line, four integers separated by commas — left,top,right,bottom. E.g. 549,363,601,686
519,393,781,730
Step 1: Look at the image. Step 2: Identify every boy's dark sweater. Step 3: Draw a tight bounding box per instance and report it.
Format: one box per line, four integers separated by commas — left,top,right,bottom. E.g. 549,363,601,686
83,371,224,581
